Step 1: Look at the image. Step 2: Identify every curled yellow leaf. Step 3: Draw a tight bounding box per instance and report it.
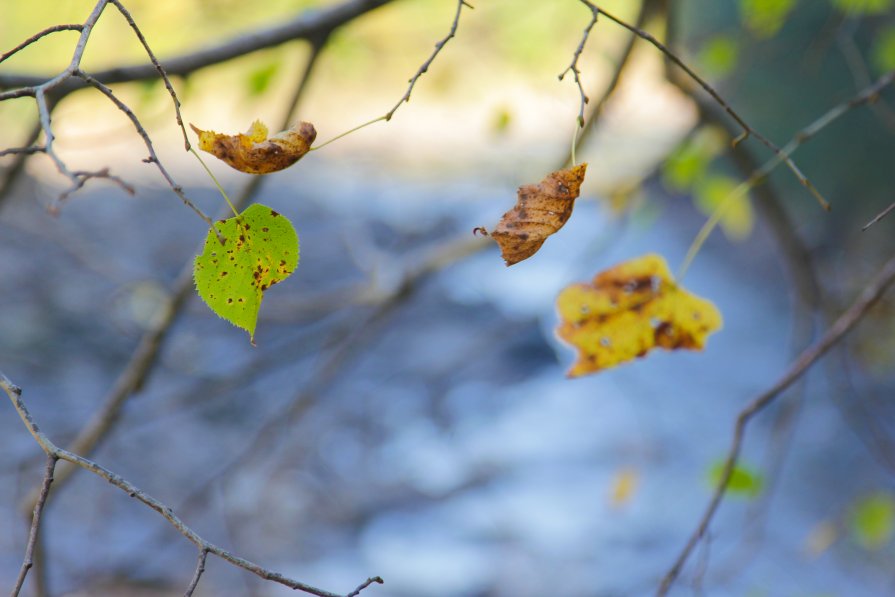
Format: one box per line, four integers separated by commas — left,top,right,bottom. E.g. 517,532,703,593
556,254,722,377
190,120,316,174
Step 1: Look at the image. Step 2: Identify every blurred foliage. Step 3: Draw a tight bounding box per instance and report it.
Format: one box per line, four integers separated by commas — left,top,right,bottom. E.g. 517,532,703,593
849,492,895,550
830,0,894,15
698,35,741,78
709,461,764,498
872,26,895,72
694,175,754,241
739,0,798,38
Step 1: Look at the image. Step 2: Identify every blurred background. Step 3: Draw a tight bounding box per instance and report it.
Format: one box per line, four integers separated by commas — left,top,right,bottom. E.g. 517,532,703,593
2,0,895,595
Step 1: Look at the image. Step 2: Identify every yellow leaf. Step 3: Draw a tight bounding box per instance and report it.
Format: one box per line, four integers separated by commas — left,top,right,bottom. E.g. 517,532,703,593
190,120,316,174
609,468,639,508
555,254,723,377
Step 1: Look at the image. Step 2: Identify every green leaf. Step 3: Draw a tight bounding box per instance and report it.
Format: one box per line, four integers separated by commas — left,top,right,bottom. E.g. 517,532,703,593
708,461,763,498
699,36,740,78
830,0,893,14
739,0,798,38
873,27,895,73
194,203,299,344
694,175,755,241
850,492,895,550
246,60,280,97
662,127,726,193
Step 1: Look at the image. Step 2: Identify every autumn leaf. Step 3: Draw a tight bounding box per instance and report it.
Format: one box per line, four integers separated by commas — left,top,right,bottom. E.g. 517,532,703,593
194,203,299,344
555,254,722,377
190,120,316,174
490,163,587,266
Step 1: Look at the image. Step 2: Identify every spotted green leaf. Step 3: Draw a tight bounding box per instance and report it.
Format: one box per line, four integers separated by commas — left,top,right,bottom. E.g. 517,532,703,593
194,203,299,344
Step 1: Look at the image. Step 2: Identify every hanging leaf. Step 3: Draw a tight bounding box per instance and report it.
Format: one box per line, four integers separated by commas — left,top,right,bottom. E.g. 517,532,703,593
489,163,587,266
190,120,316,174
556,254,722,377
194,203,299,344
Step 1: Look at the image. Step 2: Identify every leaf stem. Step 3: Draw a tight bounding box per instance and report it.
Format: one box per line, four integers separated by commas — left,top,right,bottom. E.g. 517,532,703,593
309,115,386,151
677,181,749,280
190,147,239,218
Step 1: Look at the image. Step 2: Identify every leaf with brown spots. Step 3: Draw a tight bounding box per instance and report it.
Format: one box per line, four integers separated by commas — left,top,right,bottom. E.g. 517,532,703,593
190,120,316,174
194,203,299,344
555,254,722,377
490,163,587,265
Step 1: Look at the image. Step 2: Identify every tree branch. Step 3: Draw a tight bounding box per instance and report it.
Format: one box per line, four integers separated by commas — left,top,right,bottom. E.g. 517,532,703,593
0,0,394,92
584,1,830,210
657,249,895,595
10,454,56,597
0,372,380,597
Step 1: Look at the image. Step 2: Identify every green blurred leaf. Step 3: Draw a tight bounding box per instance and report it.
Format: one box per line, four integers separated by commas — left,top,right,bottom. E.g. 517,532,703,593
694,175,755,241
246,60,281,97
662,127,726,193
873,27,895,73
739,0,798,38
709,461,763,498
849,492,895,550
831,0,894,13
194,203,299,344
699,36,740,78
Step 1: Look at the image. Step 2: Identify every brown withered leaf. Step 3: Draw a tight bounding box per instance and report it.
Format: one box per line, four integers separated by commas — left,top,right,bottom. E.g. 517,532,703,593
490,163,587,266
190,120,316,174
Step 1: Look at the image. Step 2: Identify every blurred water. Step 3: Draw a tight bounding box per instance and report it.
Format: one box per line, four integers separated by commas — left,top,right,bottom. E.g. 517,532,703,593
1,160,894,597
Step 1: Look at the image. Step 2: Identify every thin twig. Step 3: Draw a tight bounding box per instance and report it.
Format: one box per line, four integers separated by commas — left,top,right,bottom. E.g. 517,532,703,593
183,548,208,597
657,250,895,596
678,68,895,277
559,1,598,129
18,26,332,517
107,0,191,149
10,454,56,597
0,372,376,597
864,200,895,230
384,0,472,121
585,1,830,210
313,0,471,150
0,24,84,64
76,71,217,232
0,0,395,91
345,577,384,597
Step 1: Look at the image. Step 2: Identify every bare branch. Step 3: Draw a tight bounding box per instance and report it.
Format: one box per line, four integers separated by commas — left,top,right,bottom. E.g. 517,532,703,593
18,30,331,515
864,201,895,230
0,373,379,597
0,24,84,65
107,0,191,149
657,250,895,595
10,454,56,597
384,0,471,121
75,71,216,230
0,0,395,91
559,1,598,128
345,577,385,597
583,1,830,210
183,548,208,597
